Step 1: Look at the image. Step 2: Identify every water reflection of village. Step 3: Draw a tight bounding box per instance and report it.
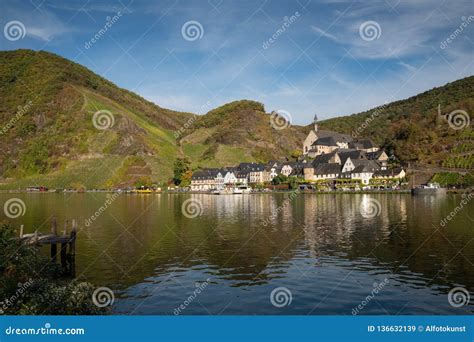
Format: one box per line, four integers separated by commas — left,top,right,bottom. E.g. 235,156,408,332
74,192,474,297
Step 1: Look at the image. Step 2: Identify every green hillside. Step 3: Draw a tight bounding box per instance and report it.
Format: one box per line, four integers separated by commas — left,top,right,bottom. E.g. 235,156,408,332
0,49,472,190
0,50,305,189
0,49,195,189
179,100,306,168
319,76,474,169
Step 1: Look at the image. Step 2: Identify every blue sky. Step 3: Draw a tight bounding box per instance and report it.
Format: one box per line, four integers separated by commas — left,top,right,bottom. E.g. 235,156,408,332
1,0,473,124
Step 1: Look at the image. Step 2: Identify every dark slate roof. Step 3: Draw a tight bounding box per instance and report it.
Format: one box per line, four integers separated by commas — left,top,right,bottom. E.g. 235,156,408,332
338,149,367,165
351,160,380,173
366,149,386,160
314,163,342,175
315,130,353,143
312,151,339,166
312,136,338,147
265,161,281,171
238,162,264,171
191,169,224,180
191,171,207,180
266,161,280,168
289,162,306,176
349,139,376,150
236,171,250,178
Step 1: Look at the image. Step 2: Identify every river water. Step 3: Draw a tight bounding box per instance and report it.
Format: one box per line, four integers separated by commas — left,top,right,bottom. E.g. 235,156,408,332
1,192,472,315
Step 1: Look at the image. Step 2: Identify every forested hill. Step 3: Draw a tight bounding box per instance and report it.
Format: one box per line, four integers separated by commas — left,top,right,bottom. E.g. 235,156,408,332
319,76,473,169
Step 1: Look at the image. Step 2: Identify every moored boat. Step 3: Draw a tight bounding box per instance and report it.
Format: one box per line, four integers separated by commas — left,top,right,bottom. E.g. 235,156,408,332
411,183,447,195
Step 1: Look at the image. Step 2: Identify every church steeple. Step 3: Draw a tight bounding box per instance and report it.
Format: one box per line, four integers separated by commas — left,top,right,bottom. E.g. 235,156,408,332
313,114,318,132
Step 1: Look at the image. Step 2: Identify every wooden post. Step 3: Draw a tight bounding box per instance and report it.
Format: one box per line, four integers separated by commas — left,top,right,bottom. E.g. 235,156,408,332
60,241,68,270
51,217,57,261
19,225,24,238
60,220,68,270
69,219,77,277
62,219,68,237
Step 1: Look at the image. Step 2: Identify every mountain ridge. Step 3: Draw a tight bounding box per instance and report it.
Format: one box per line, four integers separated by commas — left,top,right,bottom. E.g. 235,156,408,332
0,49,472,189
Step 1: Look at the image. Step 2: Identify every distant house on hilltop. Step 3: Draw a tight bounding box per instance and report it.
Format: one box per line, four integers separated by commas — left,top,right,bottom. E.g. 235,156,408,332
303,117,352,157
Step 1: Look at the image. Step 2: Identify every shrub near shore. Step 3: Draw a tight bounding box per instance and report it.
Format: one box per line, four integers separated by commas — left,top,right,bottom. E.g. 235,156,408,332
0,224,106,315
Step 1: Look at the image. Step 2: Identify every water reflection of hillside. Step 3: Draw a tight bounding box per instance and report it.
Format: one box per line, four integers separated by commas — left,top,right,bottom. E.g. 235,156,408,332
300,194,473,291
6,193,470,295
67,193,474,294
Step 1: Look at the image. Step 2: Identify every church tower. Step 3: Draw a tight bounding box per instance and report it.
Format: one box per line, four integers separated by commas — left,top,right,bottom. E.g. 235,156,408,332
313,114,318,132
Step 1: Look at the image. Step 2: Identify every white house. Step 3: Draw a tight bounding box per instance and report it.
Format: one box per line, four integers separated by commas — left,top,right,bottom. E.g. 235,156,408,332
280,164,293,177
237,163,266,184
373,168,406,179
190,169,225,191
346,159,380,185
235,171,249,185
223,171,238,186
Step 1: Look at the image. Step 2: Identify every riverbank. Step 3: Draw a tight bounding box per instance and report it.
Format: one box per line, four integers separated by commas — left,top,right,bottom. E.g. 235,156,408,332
0,189,471,195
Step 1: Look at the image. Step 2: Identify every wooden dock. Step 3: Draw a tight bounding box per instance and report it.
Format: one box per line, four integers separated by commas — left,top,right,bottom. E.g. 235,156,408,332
17,217,77,276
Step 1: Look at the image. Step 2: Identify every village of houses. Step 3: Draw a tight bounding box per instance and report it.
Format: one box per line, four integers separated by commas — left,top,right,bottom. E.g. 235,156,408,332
190,120,406,192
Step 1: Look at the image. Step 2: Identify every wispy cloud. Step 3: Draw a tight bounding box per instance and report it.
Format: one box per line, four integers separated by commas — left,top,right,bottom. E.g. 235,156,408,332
310,25,339,42
397,61,417,73
2,0,472,124
47,2,134,14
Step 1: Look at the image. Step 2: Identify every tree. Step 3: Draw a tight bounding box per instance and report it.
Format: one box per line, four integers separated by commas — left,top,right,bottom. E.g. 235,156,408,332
173,158,191,186
272,174,288,185
291,149,302,161
0,224,105,315
288,176,299,189
135,176,152,188
180,170,193,187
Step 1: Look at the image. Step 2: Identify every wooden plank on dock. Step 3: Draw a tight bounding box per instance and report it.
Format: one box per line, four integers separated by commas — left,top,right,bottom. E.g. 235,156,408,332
15,218,78,276
51,217,58,261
